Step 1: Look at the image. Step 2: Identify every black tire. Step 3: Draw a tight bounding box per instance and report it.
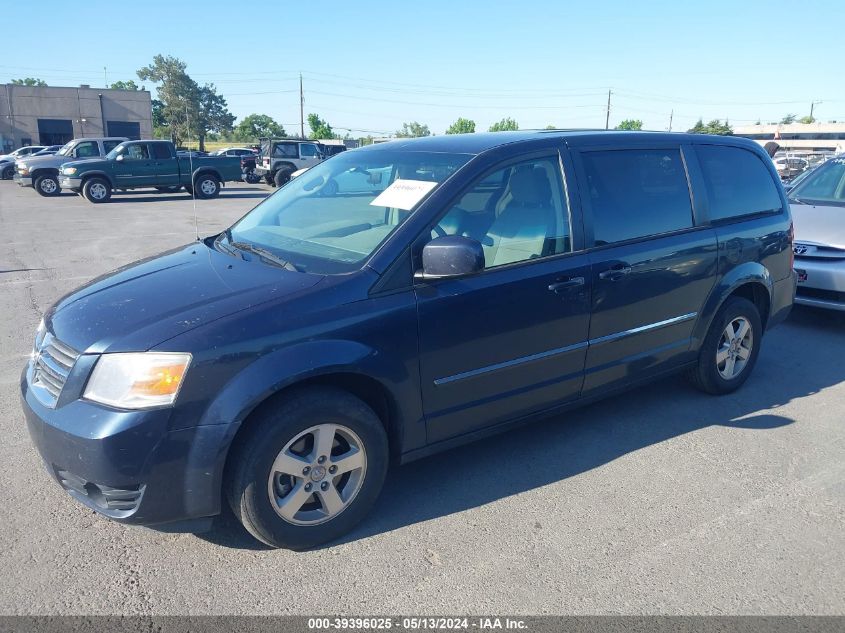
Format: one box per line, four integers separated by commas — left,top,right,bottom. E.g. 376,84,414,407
264,174,274,186
194,174,220,199
155,185,182,193
226,386,389,550
688,296,762,395
1,165,14,180
34,174,61,197
82,177,111,203
274,168,293,188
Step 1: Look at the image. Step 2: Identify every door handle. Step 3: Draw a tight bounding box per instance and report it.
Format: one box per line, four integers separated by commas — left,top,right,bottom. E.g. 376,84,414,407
598,265,632,281
548,276,585,293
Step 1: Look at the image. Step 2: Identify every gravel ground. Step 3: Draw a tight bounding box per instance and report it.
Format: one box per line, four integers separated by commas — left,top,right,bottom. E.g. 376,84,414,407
0,181,843,615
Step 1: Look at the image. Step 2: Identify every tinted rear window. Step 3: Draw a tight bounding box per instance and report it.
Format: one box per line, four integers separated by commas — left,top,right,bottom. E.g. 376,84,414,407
151,143,172,159
580,149,693,245
697,145,782,221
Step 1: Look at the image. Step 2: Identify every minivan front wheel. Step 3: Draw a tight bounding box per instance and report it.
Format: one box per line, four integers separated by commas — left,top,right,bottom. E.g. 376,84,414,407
689,296,762,395
226,387,389,549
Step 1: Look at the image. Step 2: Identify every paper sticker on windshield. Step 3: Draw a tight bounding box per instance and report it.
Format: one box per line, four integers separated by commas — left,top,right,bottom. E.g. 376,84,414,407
369,179,437,210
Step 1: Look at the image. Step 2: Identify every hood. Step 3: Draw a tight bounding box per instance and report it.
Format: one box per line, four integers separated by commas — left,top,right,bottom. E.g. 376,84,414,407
790,202,845,250
18,153,75,168
46,242,324,354
61,157,110,170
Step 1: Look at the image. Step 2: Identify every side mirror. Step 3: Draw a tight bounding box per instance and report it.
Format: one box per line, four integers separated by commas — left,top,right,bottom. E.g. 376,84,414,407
115,154,125,162
416,235,485,280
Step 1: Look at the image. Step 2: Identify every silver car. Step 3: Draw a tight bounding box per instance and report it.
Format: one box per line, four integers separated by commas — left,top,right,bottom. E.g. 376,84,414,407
789,155,845,311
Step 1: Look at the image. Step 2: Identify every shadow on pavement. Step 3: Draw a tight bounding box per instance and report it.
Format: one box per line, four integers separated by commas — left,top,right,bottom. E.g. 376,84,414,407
197,306,845,551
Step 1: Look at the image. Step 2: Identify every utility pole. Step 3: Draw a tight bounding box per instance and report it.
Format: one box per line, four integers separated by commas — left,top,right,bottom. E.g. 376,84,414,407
300,73,305,139
605,89,611,130
103,67,107,88
810,100,822,120
668,109,674,132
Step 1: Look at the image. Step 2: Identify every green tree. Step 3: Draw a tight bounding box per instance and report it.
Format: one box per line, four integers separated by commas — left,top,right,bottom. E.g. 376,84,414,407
11,77,47,86
235,114,286,141
687,118,733,135
109,80,140,91
446,118,476,134
395,121,431,138
307,113,335,139
798,115,816,124
545,124,557,129
138,55,197,146
780,114,797,124
488,117,519,132
615,119,643,131
194,84,235,150
137,55,233,151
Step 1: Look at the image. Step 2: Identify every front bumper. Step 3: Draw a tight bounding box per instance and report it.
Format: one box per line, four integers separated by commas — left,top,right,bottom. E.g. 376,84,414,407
793,256,845,311
14,174,33,187
254,166,271,177
20,359,227,529
59,176,82,189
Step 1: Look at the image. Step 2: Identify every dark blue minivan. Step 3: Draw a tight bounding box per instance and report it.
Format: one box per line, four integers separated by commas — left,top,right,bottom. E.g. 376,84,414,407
21,131,796,549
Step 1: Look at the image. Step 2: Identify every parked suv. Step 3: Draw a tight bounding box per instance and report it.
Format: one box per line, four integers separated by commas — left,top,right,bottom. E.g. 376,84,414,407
21,131,795,549
14,138,127,196
255,138,324,187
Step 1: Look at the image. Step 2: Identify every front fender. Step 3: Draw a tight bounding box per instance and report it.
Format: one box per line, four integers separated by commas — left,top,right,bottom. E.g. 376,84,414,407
197,336,418,446
185,338,419,517
691,262,773,348
78,170,114,187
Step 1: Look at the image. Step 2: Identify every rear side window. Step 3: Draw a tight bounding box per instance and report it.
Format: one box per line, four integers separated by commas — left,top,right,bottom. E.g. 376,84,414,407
697,146,782,221
580,149,693,245
74,141,98,158
151,143,171,159
273,143,298,158
103,140,121,152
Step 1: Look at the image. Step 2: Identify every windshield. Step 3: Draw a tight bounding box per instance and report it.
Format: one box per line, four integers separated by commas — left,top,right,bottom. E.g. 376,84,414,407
226,149,471,274
789,157,845,208
105,142,128,160
57,142,74,157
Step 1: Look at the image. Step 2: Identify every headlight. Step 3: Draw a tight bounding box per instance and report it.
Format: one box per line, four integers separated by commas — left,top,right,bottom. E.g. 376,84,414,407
18,165,29,175
63,167,77,175
32,318,45,357
83,352,192,409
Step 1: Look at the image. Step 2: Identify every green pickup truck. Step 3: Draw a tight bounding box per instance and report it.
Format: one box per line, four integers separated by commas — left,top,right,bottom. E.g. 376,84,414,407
58,140,243,203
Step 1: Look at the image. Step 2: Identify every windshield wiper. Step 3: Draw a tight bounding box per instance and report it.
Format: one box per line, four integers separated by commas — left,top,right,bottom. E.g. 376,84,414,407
230,241,300,271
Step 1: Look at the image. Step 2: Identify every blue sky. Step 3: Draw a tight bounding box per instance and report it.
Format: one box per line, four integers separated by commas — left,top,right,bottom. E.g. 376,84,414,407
4,0,842,136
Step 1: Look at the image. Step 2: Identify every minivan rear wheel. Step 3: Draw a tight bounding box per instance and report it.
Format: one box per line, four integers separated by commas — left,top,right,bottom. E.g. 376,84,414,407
226,386,389,550
688,296,762,395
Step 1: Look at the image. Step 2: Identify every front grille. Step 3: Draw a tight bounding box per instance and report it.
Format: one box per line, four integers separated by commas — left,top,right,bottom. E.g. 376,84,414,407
56,469,144,516
32,333,78,407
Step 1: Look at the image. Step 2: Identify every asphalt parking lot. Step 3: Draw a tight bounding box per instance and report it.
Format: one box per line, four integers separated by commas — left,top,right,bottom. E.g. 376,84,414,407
0,181,843,615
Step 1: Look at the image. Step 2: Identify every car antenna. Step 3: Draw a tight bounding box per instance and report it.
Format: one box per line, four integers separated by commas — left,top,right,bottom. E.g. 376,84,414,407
185,104,199,242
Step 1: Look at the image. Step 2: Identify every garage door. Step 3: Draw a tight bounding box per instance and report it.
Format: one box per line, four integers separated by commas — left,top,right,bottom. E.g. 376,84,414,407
37,119,73,145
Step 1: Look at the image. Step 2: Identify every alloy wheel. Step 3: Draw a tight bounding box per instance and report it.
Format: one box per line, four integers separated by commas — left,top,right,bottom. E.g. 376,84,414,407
90,183,107,200
716,316,753,380
267,423,367,526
